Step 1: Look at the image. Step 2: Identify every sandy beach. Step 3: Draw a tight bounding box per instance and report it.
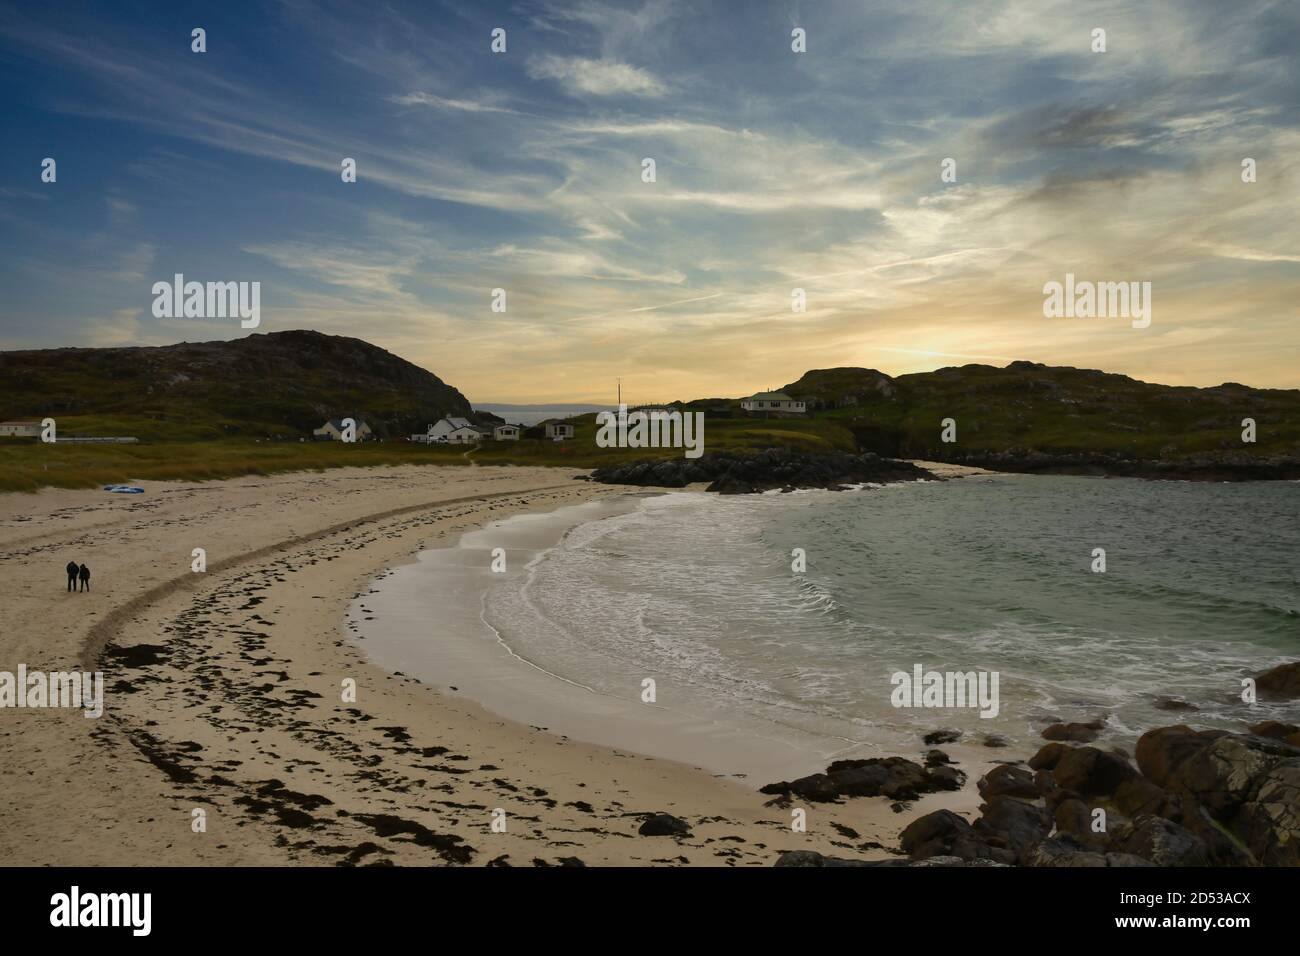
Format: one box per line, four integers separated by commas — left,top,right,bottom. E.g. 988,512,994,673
0,464,987,867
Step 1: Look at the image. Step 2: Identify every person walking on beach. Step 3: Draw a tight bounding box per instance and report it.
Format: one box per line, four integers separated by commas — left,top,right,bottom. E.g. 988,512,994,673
78,563,90,593
66,560,79,592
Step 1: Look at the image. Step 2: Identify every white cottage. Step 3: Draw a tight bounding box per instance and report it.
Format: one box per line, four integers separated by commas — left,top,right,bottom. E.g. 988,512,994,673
493,424,521,441
740,392,806,416
444,424,484,444
426,417,474,442
544,421,575,440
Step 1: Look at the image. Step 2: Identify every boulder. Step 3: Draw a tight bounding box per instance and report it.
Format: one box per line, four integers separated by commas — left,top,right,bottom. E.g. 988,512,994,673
1042,720,1105,743
1249,721,1300,747
924,749,952,767
927,766,966,791
774,850,875,867
785,773,840,803
1108,815,1210,866
637,813,692,837
1026,836,1154,867
977,764,1038,800
1238,758,1300,866
1025,837,1106,867
827,757,932,800
1033,769,1058,798
1053,798,1109,848
1113,776,1167,817
1028,742,1069,771
1163,732,1300,816
899,809,1003,862
1052,746,1138,798
974,796,1053,862
765,756,960,804
923,729,962,746
1256,661,1300,698
1135,725,1224,786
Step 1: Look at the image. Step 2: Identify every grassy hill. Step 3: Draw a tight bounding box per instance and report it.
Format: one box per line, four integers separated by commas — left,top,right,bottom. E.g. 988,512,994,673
790,361,1300,461
0,330,479,441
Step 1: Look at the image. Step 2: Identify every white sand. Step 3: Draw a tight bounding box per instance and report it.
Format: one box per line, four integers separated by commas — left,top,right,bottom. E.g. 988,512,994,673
0,465,990,866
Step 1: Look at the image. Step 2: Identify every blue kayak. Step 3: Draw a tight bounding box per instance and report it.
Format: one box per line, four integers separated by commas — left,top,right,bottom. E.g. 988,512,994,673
103,485,145,494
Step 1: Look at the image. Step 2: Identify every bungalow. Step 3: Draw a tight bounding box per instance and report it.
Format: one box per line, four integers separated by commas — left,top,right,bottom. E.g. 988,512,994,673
423,417,475,443
0,420,42,438
444,424,485,444
544,421,575,441
492,424,521,441
313,418,373,441
740,391,807,416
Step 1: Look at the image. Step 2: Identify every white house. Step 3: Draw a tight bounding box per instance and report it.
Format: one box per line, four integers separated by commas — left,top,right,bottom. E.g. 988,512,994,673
0,421,41,437
740,392,807,416
444,424,484,444
424,417,474,442
313,418,373,441
544,421,575,440
493,424,521,441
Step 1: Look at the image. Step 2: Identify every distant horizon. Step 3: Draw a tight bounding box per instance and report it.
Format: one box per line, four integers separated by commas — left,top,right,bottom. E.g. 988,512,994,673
3,328,1296,407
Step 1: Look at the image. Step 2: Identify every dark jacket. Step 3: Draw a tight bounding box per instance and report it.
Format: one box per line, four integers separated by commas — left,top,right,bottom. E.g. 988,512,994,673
66,561,79,577
78,564,90,580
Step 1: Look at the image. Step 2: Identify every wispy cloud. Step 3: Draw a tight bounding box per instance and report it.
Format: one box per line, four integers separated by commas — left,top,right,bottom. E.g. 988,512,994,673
526,55,666,97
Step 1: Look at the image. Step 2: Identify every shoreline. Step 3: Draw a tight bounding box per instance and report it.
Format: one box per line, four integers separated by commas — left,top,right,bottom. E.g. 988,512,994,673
0,465,984,866
349,489,993,786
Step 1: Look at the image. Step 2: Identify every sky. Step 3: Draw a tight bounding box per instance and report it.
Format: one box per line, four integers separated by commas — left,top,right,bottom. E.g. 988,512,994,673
0,0,1297,404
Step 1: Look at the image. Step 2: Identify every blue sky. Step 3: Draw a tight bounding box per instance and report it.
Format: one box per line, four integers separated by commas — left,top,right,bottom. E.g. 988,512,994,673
1,0,1297,402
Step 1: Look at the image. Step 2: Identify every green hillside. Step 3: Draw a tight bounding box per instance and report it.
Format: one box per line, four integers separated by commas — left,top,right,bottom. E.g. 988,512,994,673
792,361,1300,461
0,330,480,441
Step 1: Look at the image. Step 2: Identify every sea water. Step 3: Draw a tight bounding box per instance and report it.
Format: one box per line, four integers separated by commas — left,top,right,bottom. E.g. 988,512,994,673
350,476,1299,780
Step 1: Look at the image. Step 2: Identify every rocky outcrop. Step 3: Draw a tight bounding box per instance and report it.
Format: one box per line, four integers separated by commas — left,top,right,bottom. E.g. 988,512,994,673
885,726,1299,869
1256,662,1300,698
1136,725,1300,865
1026,837,1155,867
761,756,961,804
769,723,1298,867
590,450,934,494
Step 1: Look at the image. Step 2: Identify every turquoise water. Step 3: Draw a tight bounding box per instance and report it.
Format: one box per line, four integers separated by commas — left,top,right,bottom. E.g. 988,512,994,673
481,476,1299,755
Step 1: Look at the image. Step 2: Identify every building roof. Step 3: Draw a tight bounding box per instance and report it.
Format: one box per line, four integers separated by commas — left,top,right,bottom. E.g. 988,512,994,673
324,418,369,429
0,420,41,426
744,392,797,402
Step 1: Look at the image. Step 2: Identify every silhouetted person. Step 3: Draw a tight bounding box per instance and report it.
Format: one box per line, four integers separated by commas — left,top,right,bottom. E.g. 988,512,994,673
78,563,90,593
66,560,79,592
